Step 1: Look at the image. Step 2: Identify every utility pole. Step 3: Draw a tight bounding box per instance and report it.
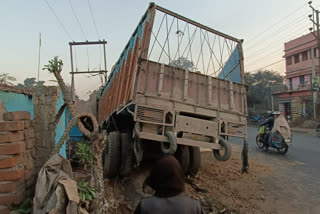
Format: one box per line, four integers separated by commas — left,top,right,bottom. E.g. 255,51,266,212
308,1,319,120
37,33,41,82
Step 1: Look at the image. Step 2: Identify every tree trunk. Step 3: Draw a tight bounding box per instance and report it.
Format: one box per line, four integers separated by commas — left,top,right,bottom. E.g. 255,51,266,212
50,68,107,214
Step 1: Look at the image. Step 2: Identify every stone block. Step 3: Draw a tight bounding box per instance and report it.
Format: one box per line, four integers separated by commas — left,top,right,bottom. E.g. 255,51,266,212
0,154,23,169
25,139,34,150
0,131,24,144
0,142,25,155
25,158,34,170
3,112,31,121
24,128,34,140
0,167,25,181
0,193,24,206
0,205,9,214
0,121,24,132
24,120,31,129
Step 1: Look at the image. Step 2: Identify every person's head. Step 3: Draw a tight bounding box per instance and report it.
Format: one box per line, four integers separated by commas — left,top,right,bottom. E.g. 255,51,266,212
273,111,281,118
145,155,185,198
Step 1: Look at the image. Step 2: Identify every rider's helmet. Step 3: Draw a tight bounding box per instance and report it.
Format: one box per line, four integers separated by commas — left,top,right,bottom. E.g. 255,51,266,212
272,111,281,116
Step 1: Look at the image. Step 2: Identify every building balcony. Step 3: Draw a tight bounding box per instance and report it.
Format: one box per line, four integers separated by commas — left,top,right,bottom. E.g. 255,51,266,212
272,83,311,94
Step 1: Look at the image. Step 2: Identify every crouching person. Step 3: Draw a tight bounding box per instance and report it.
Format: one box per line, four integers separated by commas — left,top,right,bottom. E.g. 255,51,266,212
134,155,204,214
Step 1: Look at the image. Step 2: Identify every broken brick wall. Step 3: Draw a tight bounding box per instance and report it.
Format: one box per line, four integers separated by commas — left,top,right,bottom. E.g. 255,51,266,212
0,111,35,214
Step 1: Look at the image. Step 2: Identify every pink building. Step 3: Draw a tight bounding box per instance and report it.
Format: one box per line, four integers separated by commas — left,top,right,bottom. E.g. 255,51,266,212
273,33,320,120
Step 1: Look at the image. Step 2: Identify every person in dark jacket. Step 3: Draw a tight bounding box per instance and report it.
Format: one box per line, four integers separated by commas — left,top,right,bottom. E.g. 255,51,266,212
134,155,203,214
259,112,275,151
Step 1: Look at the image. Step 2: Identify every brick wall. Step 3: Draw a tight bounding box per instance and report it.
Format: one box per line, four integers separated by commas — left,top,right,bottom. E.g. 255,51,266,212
0,111,35,214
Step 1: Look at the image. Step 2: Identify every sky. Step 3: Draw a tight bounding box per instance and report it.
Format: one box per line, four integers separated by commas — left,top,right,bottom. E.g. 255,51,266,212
1,0,319,99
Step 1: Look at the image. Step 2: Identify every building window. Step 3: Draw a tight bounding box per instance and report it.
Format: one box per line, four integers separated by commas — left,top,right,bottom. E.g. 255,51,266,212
286,56,292,65
302,51,308,61
289,78,293,90
315,48,317,58
300,75,305,86
294,54,300,63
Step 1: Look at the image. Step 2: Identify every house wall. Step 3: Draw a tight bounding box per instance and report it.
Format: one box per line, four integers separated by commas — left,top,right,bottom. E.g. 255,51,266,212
0,91,33,119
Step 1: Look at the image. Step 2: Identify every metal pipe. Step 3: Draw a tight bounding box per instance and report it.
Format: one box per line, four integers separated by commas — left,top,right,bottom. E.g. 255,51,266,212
155,5,241,43
69,44,75,101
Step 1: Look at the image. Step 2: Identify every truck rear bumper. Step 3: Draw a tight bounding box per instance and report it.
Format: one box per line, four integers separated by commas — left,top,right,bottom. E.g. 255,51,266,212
138,132,222,150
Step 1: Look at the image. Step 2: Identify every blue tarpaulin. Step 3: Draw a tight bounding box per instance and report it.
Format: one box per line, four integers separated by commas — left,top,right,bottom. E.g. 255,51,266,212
218,45,241,84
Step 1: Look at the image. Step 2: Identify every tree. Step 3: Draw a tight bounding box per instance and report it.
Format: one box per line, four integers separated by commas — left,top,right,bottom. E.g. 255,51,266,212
169,57,196,71
0,73,16,85
44,56,107,214
17,77,45,88
245,70,285,108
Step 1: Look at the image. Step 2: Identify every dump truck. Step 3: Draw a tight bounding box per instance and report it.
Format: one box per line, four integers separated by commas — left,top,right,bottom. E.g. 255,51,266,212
98,3,248,177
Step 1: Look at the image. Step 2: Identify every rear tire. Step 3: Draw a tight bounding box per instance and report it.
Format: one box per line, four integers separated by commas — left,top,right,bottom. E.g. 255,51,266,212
213,137,232,161
188,146,201,176
175,145,190,174
120,132,133,177
277,143,288,155
103,131,121,178
256,134,264,149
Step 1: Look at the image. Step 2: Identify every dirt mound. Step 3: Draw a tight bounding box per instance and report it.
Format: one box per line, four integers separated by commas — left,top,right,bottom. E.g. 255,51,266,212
301,120,319,129
98,145,273,214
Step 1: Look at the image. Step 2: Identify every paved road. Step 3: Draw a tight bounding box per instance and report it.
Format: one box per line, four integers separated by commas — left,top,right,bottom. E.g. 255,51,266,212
231,127,320,214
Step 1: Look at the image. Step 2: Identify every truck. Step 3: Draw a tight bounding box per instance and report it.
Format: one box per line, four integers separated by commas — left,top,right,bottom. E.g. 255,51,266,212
98,3,248,177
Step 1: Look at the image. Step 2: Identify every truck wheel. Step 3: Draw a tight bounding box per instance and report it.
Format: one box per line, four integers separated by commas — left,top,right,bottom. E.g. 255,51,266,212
120,132,133,176
103,131,121,178
213,137,232,161
161,131,177,155
188,146,201,176
175,145,190,174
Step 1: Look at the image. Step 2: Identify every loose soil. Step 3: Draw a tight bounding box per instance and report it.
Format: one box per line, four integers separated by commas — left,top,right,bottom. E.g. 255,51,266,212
89,145,274,214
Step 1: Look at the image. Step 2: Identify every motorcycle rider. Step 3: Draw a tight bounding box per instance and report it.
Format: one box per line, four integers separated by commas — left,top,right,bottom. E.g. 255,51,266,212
259,111,275,150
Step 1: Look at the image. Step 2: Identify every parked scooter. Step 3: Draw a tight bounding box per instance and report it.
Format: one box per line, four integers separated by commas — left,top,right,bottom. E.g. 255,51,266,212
251,115,265,123
256,125,291,154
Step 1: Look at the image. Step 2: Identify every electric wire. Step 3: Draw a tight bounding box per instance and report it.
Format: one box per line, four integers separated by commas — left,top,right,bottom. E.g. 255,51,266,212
67,0,90,70
246,2,307,43
44,0,73,41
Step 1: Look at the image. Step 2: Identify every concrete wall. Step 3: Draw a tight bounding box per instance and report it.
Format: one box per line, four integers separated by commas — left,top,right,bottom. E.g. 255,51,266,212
33,87,67,173
0,111,35,213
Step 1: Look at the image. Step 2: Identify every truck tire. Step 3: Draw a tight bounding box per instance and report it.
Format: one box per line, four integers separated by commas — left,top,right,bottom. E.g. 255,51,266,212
188,146,201,176
175,145,190,174
103,131,121,178
120,132,133,176
161,131,177,155
213,137,232,161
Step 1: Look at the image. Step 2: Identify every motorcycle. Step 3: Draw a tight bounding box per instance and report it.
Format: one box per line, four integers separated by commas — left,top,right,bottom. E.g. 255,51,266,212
256,125,291,154
251,115,265,124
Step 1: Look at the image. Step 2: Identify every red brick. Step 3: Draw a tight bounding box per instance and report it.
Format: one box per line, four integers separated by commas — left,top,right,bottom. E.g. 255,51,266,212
24,120,31,129
0,181,16,193
0,167,24,181
0,121,24,132
0,155,23,169
0,179,24,193
0,193,24,206
0,142,25,155
0,131,24,144
3,111,31,121
24,128,34,140
0,205,9,214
